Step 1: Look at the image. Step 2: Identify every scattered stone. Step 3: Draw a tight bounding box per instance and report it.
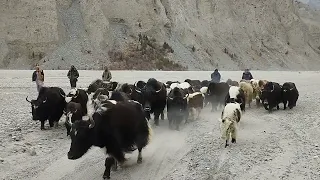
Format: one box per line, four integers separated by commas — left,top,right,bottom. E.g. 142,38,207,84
25,142,32,146
12,136,21,141
29,148,37,156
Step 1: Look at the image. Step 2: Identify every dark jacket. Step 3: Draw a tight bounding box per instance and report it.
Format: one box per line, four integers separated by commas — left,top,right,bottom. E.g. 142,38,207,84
67,67,79,80
211,71,221,83
242,72,253,80
32,70,44,82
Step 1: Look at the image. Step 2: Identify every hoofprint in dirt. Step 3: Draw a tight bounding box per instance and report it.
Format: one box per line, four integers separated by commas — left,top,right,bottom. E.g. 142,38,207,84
0,70,319,180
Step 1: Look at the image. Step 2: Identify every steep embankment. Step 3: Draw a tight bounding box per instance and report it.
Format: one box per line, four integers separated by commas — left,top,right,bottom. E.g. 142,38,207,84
0,0,320,70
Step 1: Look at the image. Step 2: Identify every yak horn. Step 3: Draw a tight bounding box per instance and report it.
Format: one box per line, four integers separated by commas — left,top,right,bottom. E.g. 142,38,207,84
59,91,66,98
155,84,163,93
26,96,32,103
270,85,275,92
134,81,142,93
128,87,133,95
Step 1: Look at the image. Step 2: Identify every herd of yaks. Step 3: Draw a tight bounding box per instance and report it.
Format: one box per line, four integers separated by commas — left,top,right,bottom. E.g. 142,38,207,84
24,77,299,179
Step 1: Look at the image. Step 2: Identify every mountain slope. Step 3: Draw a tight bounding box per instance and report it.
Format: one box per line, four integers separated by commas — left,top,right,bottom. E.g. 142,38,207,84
0,0,320,70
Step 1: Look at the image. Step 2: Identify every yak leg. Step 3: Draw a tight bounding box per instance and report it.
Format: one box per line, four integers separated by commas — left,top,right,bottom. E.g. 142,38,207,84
256,97,260,107
190,108,196,121
195,108,200,120
175,116,183,131
197,108,202,119
107,145,126,164
54,121,59,128
289,100,294,109
225,140,229,148
104,157,115,179
154,111,160,126
49,120,54,128
167,112,173,129
65,122,71,136
136,133,149,164
137,147,143,164
224,130,229,148
224,135,229,148
211,101,216,112
168,117,172,129
161,112,164,120
104,146,125,179
231,127,237,144
40,120,45,130
112,160,118,171
184,109,189,124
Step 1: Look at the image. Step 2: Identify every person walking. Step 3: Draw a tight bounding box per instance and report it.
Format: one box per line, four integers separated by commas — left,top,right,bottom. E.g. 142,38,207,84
211,69,221,83
32,64,44,92
241,68,254,80
67,65,79,88
102,66,112,82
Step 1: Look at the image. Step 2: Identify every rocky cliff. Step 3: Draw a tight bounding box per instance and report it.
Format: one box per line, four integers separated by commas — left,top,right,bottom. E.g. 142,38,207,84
1,0,320,70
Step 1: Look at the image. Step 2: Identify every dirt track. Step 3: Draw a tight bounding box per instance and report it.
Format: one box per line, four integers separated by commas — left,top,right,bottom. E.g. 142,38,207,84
1,70,320,180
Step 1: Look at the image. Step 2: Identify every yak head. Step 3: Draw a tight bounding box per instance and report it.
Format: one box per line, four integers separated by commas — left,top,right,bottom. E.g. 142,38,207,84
92,88,109,103
226,79,232,86
259,90,269,110
25,89,49,120
64,88,80,103
134,79,164,112
107,81,118,91
282,82,295,93
207,82,217,96
65,102,82,123
264,82,276,93
67,115,96,160
120,83,134,97
87,79,104,94
26,97,43,120
168,87,189,115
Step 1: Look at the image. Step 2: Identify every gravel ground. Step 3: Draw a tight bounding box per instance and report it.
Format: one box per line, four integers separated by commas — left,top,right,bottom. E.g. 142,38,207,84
0,70,319,180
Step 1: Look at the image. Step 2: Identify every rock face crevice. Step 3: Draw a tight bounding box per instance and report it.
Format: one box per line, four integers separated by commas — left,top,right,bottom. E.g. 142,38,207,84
0,0,320,70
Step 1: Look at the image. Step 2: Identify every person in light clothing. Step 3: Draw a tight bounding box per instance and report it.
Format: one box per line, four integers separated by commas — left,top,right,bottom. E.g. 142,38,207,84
32,64,44,92
102,66,112,82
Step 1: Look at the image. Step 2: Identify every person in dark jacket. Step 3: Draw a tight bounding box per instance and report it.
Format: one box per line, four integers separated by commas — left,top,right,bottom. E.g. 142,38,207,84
211,69,221,83
67,65,79,88
32,64,44,92
242,69,254,80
